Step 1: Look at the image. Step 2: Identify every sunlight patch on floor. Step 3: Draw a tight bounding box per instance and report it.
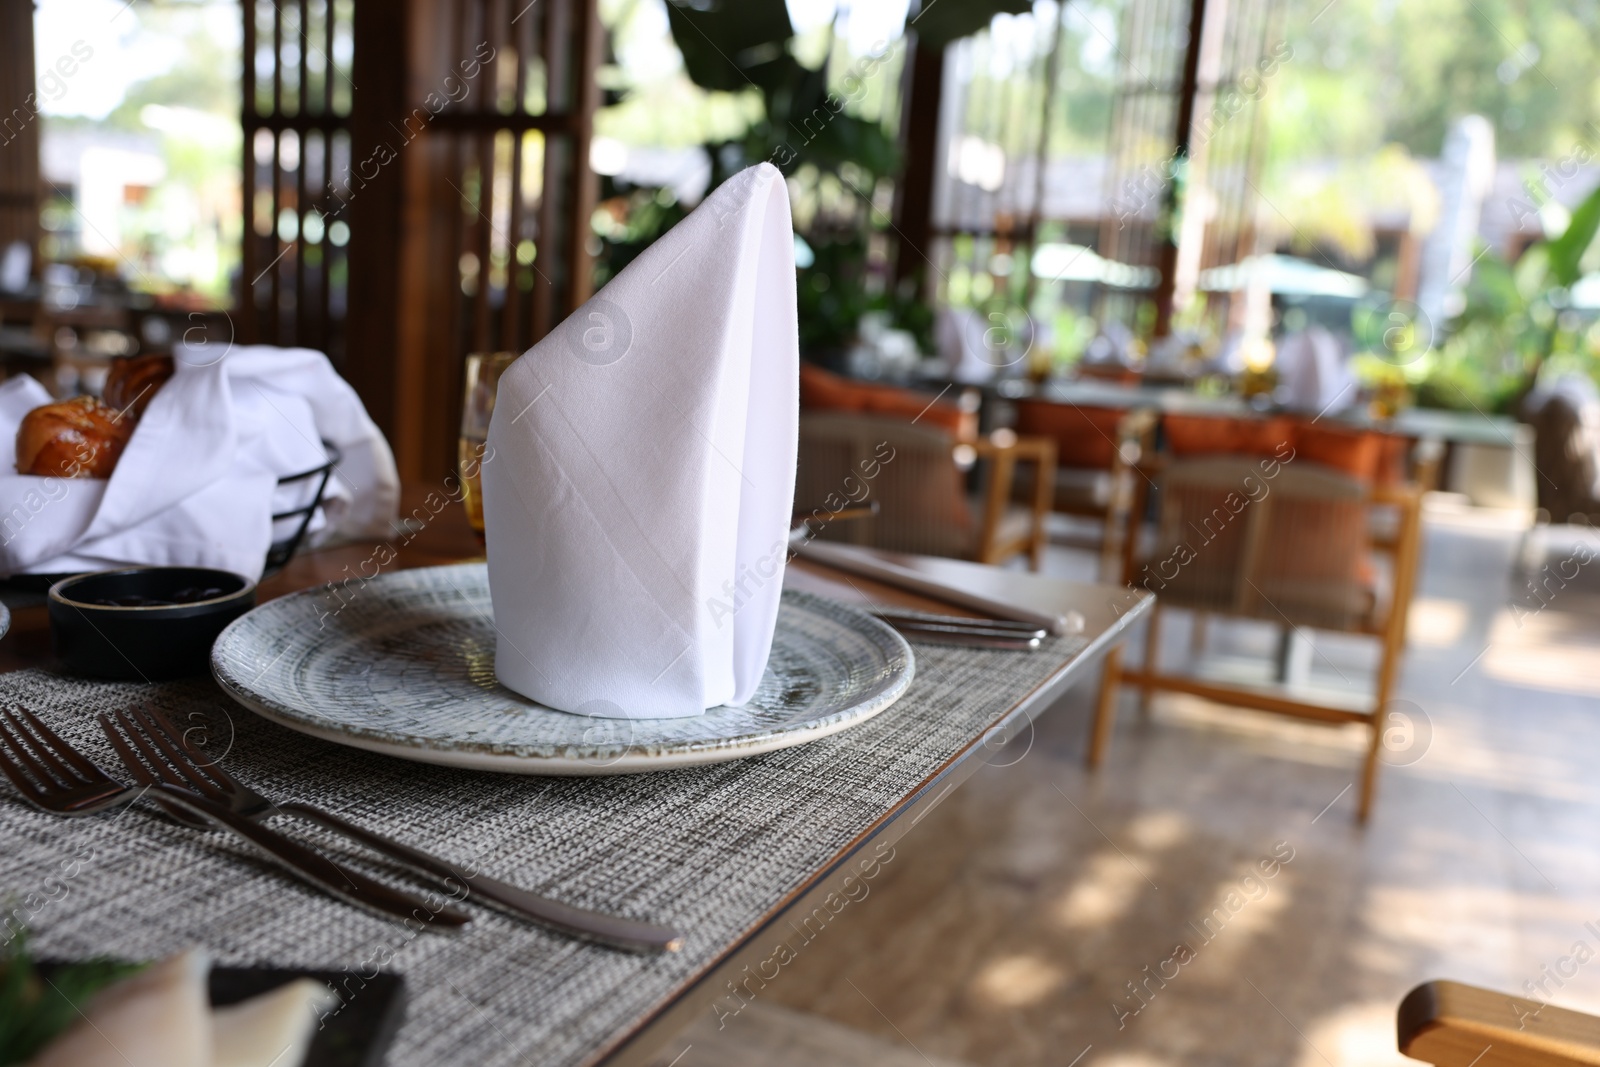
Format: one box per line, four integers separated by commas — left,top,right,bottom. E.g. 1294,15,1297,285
969,954,1069,1008
1089,1052,1173,1067
1298,1002,1412,1067
1056,849,1152,930
1483,609,1600,696
1126,810,1190,851
1408,597,1471,647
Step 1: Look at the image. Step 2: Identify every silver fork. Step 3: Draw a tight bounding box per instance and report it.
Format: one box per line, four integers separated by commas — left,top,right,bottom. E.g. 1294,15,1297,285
103,706,684,954
0,705,470,929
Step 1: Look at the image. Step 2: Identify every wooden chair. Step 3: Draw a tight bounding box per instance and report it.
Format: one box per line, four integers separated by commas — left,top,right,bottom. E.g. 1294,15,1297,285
1087,454,1425,822
1399,980,1600,1066
796,412,1056,570
1010,399,1158,579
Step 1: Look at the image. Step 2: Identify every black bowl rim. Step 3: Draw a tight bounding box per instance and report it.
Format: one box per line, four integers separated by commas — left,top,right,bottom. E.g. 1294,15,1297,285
48,566,258,614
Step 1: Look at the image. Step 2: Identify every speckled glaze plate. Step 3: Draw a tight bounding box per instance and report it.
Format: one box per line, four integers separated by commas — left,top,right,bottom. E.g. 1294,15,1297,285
210,563,914,774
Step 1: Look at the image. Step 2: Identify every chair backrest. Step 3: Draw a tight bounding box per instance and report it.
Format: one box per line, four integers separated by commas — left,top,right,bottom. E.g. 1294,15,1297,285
1013,399,1129,469
796,412,976,559
1144,456,1373,630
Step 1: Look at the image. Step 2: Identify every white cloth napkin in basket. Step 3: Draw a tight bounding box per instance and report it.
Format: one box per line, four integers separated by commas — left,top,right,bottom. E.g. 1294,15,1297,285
0,345,398,580
483,162,799,719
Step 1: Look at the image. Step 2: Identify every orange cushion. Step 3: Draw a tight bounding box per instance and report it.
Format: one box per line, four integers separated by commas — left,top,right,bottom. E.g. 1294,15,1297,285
1293,422,1381,482
799,362,866,411
1163,414,1294,458
798,362,973,439
1013,400,1124,468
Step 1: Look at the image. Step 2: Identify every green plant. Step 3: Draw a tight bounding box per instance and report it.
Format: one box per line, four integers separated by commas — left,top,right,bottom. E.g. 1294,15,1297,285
593,0,1027,353
1419,180,1600,414
0,928,145,1065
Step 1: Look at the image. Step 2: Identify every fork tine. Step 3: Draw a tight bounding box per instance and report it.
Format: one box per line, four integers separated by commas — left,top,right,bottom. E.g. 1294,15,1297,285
122,708,231,804
103,710,198,793
9,706,111,783
139,707,237,794
0,707,79,790
0,721,49,803
97,713,164,788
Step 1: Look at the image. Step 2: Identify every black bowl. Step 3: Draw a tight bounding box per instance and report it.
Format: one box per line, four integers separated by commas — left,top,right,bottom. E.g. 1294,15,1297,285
49,567,257,680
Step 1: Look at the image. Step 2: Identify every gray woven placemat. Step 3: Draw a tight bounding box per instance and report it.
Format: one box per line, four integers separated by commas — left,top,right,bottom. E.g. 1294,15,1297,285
0,632,1087,1067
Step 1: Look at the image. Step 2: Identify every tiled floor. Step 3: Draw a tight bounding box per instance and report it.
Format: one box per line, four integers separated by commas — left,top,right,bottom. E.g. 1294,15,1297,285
653,506,1600,1067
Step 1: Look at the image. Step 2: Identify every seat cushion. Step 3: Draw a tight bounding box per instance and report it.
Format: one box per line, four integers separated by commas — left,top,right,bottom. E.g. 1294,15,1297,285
1294,422,1382,482
1164,413,1398,486
799,362,974,440
1164,414,1295,458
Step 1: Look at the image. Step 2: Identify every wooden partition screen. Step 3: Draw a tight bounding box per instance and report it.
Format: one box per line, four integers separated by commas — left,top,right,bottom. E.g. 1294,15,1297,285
245,0,600,482
1098,0,1280,335
239,0,355,363
386,0,601,480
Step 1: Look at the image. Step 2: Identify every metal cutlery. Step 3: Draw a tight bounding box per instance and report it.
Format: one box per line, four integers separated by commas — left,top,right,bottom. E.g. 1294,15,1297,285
870,611,1048,636
868,611,1047,650
0,705,470,930
101,706,684,954
791,539,1070,633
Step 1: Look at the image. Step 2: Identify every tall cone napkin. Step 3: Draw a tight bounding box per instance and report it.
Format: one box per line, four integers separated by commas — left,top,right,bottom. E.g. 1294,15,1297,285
482,162,798,719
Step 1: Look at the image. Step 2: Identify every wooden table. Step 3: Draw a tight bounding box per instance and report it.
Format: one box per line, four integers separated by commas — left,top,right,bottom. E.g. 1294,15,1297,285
605,556,1149,1065
0,484,1152,1066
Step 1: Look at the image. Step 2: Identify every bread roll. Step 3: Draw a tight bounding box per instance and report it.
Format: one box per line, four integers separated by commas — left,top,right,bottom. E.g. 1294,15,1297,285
103,354,174,419
16,395,134,479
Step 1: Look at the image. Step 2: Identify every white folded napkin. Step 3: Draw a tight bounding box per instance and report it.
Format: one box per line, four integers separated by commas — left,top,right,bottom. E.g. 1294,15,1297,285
26,949,337,1067
0,345,399,580
483,162,798,718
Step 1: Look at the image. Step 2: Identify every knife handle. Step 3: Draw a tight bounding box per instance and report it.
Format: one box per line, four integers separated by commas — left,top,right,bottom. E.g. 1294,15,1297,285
278,801,682,953
149,784,472,930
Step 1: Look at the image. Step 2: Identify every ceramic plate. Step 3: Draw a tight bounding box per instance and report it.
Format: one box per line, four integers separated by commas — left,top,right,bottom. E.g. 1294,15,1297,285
211,563,914,774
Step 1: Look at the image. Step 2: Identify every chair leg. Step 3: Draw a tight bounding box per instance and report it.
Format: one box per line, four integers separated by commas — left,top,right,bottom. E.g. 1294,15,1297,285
1088,644,1124,768
1138,605,1162,719
1358,711,1384,823
1190,611,1208,660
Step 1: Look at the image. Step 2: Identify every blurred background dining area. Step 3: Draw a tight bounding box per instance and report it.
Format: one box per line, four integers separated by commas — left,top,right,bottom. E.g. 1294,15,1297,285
5,0,1600,1064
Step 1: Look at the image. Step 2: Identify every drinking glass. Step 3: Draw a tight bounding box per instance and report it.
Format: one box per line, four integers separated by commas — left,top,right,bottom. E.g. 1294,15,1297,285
459,352,517,541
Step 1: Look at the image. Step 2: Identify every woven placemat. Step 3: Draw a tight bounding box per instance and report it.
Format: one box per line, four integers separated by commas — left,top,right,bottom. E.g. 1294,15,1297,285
1,631,1086,1067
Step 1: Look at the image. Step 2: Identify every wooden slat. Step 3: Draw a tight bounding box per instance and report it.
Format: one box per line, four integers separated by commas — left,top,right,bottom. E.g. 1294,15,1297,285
1399,981,1600,1067
1116,670,1373,724
295,0,310,345
269,1,283,343
242,114,349,133
565,0,600,311
530,0,569,339
318,0,333,354
239,0,258,340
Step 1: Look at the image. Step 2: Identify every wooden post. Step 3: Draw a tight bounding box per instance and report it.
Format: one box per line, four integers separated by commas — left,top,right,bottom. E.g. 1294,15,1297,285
344,0,413,464
1151,0,1209,338
0,0,42,265
892,34,944,302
